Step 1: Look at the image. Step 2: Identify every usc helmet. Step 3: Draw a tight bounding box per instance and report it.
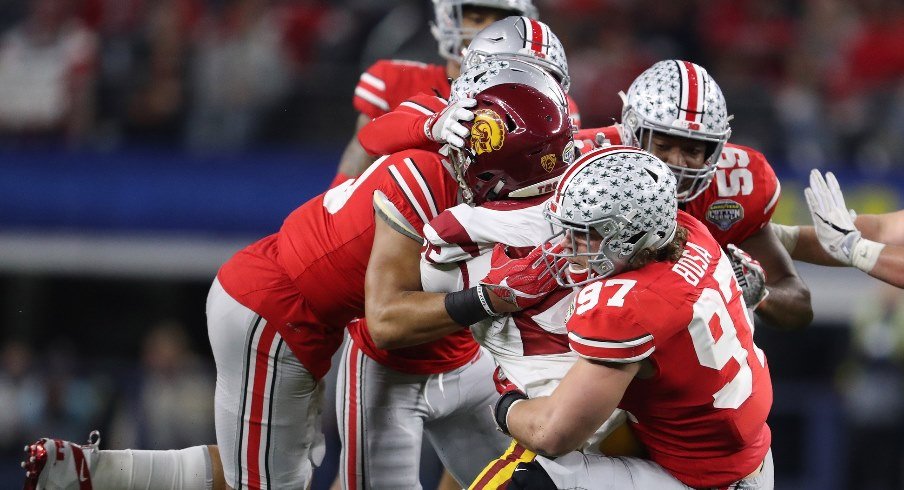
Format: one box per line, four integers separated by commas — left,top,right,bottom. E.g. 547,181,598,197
447,62,573,205
620,60,732,202
542,146,678,286
462,16,570,93
431,0,539,62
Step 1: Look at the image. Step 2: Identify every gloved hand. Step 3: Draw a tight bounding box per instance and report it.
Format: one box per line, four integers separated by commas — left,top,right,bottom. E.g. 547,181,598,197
492,365,519,395
805,169,883,272
424,97,476,148
727,244,768,309
480,243,566,313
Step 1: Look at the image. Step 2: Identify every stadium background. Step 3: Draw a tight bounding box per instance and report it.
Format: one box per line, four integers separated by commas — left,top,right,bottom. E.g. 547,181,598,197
0,0,902,488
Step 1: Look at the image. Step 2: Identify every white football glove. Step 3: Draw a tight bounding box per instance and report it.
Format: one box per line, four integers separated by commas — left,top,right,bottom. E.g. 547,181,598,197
804,169,884,272
727,244,768,309
425,97,476,148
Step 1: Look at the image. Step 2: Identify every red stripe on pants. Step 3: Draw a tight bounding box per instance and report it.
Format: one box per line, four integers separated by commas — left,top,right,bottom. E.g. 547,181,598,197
346,342,362,489
247,323,277,489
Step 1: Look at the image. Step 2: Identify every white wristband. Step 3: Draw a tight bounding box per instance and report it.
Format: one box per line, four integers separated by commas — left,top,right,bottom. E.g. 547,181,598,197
505,398,526,434
771,223,800,253
851,238,885,273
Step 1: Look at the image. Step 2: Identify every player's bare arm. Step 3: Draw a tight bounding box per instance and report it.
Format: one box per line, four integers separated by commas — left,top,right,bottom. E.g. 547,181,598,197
336,113,377,178
739,225,813,329
504,358,639,457
777,211,904,267
364,216,472,349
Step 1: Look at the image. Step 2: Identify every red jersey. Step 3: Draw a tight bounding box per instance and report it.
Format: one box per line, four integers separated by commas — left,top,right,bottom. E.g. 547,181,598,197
353,60,451,119
566,212,772,488
574,124,780,247
357,89,582,157
684,144,780,247
216,150,467,379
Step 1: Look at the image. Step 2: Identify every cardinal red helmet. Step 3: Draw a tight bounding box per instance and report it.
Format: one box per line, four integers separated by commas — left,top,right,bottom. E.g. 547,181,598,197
451,77,574,205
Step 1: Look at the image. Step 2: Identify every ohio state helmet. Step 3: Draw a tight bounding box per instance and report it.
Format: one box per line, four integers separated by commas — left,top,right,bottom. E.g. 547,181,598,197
542,146,678,286
449,71,574,205
431,0,539,62
620,60,732,202
450,58,567,110
462,16,570,93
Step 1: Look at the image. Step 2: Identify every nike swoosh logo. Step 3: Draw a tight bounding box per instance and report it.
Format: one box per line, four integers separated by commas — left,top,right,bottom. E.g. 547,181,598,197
815,212,854,235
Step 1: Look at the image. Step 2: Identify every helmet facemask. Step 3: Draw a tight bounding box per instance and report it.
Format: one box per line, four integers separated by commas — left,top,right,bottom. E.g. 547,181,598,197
541,147,679,287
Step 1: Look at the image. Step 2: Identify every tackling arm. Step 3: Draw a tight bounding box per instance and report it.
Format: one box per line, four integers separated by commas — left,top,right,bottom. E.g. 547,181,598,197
740,226,813,329
364,215,473,350
357,110,435,156
504,358,639,457
777,211,904,267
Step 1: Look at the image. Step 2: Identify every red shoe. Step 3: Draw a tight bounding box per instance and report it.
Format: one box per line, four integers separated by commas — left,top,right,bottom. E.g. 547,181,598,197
22,430,100,490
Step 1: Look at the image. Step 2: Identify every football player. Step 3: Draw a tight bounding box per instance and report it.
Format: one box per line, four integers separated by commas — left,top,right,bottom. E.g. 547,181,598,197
575,60,813,330
355,15,578,158
21,69,573,490
338,62,575,489
333,0,553,186
772,169,904,288
485,146,774,489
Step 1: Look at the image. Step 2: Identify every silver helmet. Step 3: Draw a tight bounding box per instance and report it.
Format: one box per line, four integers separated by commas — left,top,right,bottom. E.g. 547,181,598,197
620,60,732,202
431,0,539,63
462,16,570,93
542,146,678,286
449,58,566,109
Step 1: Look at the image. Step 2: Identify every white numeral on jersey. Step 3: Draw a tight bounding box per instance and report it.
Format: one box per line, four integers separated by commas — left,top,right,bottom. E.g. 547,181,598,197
575,279,637,315
715,147,753,197
687,254,759,409
322,155,388,213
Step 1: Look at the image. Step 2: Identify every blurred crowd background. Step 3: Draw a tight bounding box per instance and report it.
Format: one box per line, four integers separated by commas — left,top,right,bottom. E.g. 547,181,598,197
0,0,901,167
1,0,904,489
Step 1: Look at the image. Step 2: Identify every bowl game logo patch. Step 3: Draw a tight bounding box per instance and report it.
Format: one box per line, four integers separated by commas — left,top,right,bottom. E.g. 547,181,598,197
706,199,744,231
471,109,505,155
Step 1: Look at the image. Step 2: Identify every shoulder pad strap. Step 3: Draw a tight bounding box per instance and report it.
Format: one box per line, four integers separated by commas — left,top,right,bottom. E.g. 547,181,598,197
373,190,423,242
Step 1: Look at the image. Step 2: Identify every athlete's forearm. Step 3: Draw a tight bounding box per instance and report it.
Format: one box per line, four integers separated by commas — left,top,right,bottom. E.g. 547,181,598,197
365,289,468,350
866,245,904,288
786,225,844,266
357,111,438,156
755,275,813,330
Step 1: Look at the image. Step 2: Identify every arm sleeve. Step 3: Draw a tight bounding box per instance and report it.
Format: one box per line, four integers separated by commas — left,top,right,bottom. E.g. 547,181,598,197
353,61,393,119
567,94,582,130
566,291,655,363
378,152,454,237
357,95,445,155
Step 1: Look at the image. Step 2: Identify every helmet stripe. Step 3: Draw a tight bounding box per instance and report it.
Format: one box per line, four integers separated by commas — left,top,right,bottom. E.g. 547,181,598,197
527,18,544,55
680,60,703,123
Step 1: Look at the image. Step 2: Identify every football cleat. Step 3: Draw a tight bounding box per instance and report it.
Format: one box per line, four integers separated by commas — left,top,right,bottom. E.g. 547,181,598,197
22,430,100,490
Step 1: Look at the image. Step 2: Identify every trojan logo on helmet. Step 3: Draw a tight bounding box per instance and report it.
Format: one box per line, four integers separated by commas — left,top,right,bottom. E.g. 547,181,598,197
470,109,506,155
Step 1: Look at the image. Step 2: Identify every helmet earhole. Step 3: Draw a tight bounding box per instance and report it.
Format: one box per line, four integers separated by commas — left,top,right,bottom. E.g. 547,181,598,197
504,113,517,132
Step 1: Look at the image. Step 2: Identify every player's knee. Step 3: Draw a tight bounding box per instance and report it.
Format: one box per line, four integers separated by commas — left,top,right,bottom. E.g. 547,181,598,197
509,461,557,490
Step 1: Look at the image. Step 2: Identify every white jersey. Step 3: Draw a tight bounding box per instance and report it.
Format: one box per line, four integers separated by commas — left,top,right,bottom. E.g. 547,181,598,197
420,198,624,451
